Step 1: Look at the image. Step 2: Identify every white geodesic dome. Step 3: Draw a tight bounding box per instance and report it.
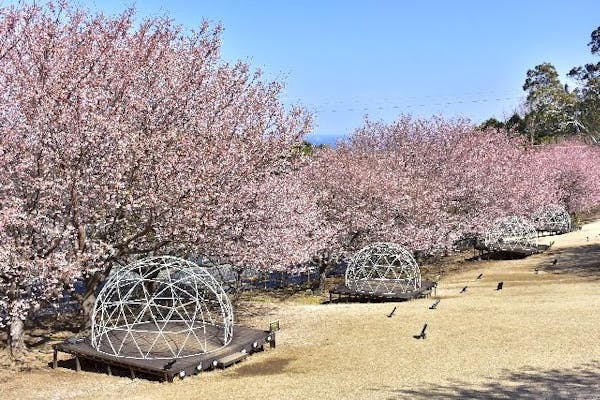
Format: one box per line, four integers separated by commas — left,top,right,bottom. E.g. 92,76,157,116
345,242,421,294
531,205,571,234
484,216,538,251
91,256,233,360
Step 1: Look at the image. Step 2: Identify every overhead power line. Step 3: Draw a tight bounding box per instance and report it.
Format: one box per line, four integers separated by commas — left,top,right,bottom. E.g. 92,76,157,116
308,95,525,114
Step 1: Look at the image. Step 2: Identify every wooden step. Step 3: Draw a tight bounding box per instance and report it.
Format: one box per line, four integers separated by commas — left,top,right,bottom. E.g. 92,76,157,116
216,352,248,369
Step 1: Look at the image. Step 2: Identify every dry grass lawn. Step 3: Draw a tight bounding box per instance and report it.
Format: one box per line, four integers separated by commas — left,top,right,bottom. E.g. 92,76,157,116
2,221,600,399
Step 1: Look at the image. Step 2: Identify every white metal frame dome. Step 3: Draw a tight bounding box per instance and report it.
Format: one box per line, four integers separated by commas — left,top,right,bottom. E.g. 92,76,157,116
345,242,421,294
531,205,571,234
484,216,538,251
91,256,233,360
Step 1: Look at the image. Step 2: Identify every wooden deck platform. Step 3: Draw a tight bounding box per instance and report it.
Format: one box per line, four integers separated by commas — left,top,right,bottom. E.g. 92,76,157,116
536,229,570,237
329,280,437,303
475,243,549,259
52,325,275,382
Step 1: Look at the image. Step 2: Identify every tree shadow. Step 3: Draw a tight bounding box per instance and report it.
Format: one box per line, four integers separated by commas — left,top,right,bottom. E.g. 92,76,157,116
541,243,600,278
371,362,600,399
230,356,296,377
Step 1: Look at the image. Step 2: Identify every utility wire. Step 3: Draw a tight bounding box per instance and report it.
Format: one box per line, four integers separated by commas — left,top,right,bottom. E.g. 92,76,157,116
306,95,525,114
282,87,526,112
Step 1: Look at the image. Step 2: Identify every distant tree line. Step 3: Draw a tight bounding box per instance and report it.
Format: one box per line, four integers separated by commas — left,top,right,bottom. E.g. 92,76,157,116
482,26,600,144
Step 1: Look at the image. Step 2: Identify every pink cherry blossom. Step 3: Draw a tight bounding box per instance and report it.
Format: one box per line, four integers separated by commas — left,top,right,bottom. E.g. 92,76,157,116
0,2,314,355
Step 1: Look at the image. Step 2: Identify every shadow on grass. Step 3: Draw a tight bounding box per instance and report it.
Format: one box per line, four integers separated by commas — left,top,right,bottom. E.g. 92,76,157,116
371,362,600,399
541,243,600,278
230,356,295,377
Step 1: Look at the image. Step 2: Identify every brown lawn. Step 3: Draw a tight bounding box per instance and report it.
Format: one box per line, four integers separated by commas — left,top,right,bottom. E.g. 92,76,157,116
1,221,600,399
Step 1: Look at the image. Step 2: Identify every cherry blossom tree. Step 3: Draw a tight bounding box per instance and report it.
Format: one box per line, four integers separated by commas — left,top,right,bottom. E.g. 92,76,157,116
299,146,395,291
302,115,596,289
3,2,600,360
530,140,600,213
338,116,540,249
0,1,315,353
0,131,82,357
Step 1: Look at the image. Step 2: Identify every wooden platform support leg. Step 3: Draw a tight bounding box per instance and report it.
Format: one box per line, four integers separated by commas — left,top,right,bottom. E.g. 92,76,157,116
130,368,135,380
75,356,81,372
106,365,112,376
52,348,58,369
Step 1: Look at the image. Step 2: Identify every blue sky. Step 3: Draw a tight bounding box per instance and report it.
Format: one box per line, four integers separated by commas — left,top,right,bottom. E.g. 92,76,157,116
5,1,600,144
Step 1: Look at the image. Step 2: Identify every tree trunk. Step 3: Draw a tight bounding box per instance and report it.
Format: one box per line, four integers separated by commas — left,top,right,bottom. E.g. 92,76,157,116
317,260,329,294
70,270,105,330
8,316,25,359
81,292,97,329
234,267,244,294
